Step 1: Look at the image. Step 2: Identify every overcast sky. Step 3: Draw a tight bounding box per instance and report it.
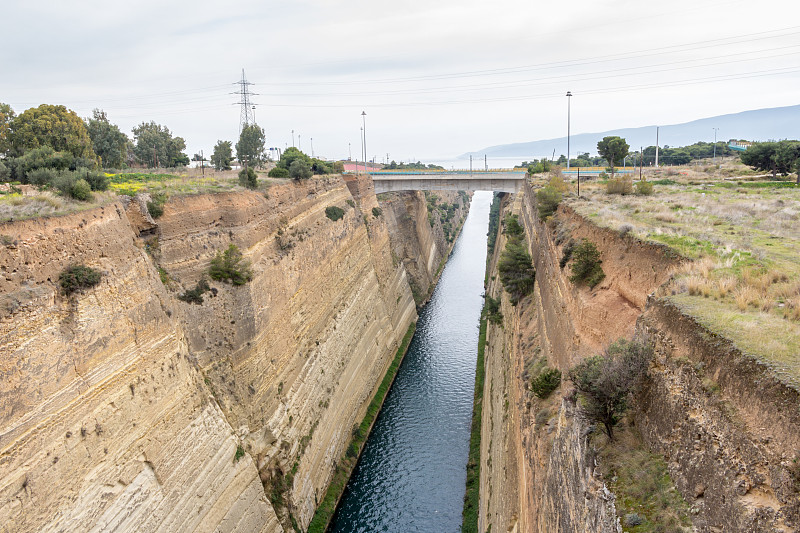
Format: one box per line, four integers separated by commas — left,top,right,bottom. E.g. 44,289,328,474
2,0,798,164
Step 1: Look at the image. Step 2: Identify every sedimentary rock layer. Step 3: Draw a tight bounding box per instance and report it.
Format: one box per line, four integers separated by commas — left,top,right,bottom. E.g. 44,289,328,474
0,174,421,533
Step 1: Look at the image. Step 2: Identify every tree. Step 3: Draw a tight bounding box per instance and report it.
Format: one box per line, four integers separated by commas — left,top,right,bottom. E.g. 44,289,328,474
86,109,128,168
131,121,188,167
276,146,310,171
289,159,312,180
236,124,266,167
238,167,258,188
0,102,15,155
740,141,800,182
568,339,652,439
596,136,629,177
9,104,96,162
211,140,233,170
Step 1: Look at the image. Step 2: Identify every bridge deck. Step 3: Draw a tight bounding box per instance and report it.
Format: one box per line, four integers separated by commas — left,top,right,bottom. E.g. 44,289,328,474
368,171,526,193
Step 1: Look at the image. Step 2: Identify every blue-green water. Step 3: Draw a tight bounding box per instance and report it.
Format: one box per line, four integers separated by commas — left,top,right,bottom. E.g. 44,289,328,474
329,191,492,533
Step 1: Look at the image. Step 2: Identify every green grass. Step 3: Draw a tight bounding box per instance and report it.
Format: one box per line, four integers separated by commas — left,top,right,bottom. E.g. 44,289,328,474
598,423,691,533
716,181,799,189
669,294,800,386
307,321,416,533
645,234,716,259
461,310,488,533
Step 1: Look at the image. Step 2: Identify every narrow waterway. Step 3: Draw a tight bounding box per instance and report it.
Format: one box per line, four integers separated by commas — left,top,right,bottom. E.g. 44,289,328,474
329,191,492,533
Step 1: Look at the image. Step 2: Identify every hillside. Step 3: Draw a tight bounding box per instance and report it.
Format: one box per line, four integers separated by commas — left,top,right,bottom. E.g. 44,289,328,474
464,104,800,159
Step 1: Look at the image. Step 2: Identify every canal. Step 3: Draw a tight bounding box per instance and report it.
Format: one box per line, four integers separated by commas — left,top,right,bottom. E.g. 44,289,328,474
329,191,492,532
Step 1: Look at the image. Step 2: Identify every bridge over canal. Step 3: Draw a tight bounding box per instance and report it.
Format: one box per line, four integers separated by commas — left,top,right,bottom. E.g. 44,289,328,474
366,170,527,193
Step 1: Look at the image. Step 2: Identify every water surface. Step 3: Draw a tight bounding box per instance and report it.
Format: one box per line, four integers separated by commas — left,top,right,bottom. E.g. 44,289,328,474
329,191,492,532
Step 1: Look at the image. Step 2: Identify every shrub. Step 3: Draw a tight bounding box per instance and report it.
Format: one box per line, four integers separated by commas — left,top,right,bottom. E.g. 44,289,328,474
70,179,93,201
289,160,312,180
569,239,605,288
484,295,503,325
234,444,245,463
238,167,258,189
59,264,102,295
559,239,575,269
27,167,59,187
531,367,561,399
503,214,524,237
598,171,609,180
536,185,562,219
208,244,253,285
325,206,345,221
635,180,654,195
147,192,166,218
76,168,108,191
372,206,382,217
568,339,652,439
499,241,536,305
607,177,633,195
268,167,289,178
178,277,210,304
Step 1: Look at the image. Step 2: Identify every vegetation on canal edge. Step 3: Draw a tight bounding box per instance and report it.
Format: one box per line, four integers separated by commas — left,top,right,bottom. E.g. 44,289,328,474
307,321,416,533
461,310,487,533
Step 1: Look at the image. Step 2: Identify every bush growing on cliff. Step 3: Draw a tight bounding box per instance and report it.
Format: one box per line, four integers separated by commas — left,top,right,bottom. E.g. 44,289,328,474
568,339,652,439
59,264,102,295
208,244,253,285
325,206,345,221
372,206,382,217
484,295,503,325
178,277,211,304
503,213,524,237
531,367,561,399
536,185,562,219
569,239,605,288
499,241,536,305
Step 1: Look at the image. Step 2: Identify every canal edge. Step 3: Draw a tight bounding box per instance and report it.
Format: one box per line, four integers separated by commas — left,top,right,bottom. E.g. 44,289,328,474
307,320,417,533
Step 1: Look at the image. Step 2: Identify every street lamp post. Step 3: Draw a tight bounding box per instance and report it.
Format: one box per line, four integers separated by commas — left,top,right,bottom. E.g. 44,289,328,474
566,91,572,170
361,111,367,173
291,130,295,148
311,137,314,158
713,128,719,166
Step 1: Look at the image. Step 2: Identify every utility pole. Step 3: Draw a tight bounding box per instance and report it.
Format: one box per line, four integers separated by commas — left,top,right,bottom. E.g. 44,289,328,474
712,127,719,166
361,111,367,173
233,69,258,134
360,126,364,174
640,146,643,180
311,137,314,158
349,143,352,161
291,130,295,148
485,154,487,171
566,91,573,169
577,168,580,197
201,149,205,176
655,126,660,168
298,134,301,152
470,155,473,177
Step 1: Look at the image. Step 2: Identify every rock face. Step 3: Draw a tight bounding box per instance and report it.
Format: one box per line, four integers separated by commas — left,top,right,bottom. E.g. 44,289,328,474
379,190,470,305
480,181,800,532
0,174,426,532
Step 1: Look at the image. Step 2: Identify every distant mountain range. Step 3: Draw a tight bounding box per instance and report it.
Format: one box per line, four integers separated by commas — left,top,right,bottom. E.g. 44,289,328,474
462,104,799,159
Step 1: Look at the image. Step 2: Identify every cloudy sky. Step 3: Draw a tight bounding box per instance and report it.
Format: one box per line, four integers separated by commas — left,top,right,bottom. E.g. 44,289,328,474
1,0,797,164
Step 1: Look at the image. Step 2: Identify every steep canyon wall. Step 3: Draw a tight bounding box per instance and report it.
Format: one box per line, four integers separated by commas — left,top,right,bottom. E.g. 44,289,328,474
479,181,800,532
0,175,466,533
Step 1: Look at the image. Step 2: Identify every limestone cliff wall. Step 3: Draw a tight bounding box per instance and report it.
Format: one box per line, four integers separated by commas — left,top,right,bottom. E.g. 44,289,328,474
379,190,470,305
481,179,800,532
0,174,417,533
480,182,681,533
0,204,279,533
